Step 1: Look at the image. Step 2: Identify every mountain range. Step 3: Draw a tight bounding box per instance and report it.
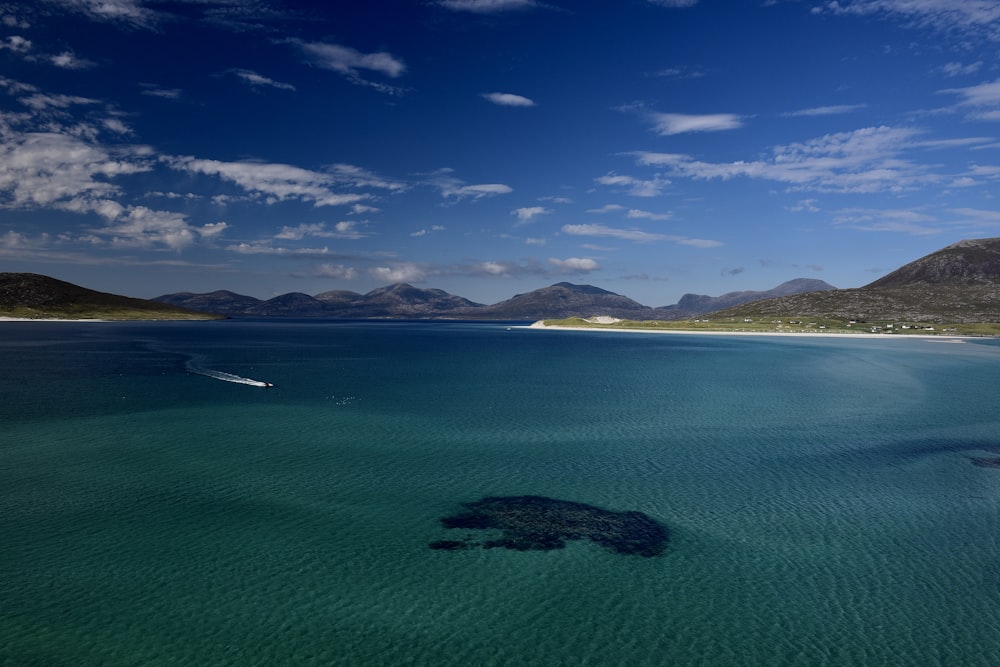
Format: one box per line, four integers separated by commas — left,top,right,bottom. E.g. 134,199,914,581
153,278,837,321
6,237,1000,323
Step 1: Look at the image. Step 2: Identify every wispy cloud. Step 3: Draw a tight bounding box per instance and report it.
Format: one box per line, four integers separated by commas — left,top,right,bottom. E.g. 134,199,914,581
650,65,705,80
631,125,944,194
512,206,550,222
482,92,536,107
549,257,600,272
595,173,671,197
275,221,370,240
562,223,721,247
648,112,742,136
428,168,512,200
647,0,699,7
229,68,296,91
46,0,160,29
586,204,626,214
436,0,538,13
49,51,95,69
139,84,182,99
783,104,866,117
831,207,943,235
166,157,372,207
291,39,406,94
814,0,1000,41
940,61,983,77
411,225,446,237
940,77,1000,120
626,208,672,221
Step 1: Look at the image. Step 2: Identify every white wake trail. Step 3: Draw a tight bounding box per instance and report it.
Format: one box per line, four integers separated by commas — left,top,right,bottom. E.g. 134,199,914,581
185,356,273,388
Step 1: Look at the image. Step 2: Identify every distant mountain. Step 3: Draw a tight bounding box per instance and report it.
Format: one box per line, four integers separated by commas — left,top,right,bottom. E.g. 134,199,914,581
154,290,262,315
346,283,483,317
711,238,1000,323
665,278,837,316
0,273,222,320
462,282,654,320
155,283,483,318
155,278,835,320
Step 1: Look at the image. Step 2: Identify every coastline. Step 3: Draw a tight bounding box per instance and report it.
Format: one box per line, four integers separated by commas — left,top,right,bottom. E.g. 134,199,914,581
0,317,110,322
524,321,969,341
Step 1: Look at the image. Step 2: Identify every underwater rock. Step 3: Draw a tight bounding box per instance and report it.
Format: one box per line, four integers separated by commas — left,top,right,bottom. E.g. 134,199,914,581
432,495,668,557
969,455,1000,468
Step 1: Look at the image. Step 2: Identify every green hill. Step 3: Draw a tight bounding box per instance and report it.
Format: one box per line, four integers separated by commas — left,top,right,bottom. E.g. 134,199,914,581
0,273,224,320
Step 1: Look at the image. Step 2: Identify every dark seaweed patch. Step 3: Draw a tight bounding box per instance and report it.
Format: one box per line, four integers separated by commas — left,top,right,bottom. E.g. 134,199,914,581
432,495,668,557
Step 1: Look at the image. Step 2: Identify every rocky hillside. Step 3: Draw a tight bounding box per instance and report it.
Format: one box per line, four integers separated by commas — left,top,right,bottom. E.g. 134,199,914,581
0,273,222,320
462,282,653,320
710,238,1000,323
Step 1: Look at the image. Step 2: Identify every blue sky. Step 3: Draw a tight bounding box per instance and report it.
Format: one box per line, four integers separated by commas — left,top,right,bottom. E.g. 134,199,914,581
2,0,1000,306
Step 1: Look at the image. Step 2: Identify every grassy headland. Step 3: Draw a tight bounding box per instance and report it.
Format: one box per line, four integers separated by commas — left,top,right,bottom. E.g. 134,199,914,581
539,317,1000,337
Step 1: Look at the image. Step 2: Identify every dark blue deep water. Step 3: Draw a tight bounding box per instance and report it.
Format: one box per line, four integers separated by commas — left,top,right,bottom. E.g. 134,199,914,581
3,320,1000,665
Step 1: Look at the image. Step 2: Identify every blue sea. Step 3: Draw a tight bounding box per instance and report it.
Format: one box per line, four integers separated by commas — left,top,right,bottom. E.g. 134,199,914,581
3,320,1000,666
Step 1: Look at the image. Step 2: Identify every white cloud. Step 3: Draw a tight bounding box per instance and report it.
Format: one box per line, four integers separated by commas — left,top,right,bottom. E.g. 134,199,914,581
562,223,722,247
831,207,943,235
549,257,600,272
167,156,370,207
940,61,983,77
227,243,332,256
265,219,371,241
0,131,149,210
512,206,549,222
50,51,95,69
94,206,201,250
595,173,670,197
17,93,99,111
483,92,536,107
437,0,537,12
328,163,406,191
783,104,866,117
291,40,406,94
0,35,30,52
371,263,426,283
649,112,742,135
940,77,1000,120
48,0,160,28
631,126,935,194
429,169,513,200
140,85,182,99
815,0,1000,41
626,208,672,221
563,223,670,242
586,204,626,214
411,225,446,237
230,69,296,91
314,263,360,279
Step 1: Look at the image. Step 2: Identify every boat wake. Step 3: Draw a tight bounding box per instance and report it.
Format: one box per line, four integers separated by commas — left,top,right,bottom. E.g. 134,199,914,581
185,357,273,388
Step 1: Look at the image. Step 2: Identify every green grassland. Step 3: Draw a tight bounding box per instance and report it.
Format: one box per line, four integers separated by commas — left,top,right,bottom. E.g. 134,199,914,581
541,317,1000,337
0,305,223,320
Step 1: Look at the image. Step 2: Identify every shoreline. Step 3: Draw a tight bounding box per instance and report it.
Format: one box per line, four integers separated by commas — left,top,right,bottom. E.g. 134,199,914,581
524,321,970,341
0,317,110,322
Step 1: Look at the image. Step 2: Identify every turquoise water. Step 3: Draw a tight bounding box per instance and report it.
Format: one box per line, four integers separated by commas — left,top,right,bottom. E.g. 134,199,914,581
3,321,1000,666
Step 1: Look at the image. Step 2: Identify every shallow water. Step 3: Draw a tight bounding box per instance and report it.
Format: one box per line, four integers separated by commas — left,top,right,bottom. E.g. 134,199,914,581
3,321,1000,665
